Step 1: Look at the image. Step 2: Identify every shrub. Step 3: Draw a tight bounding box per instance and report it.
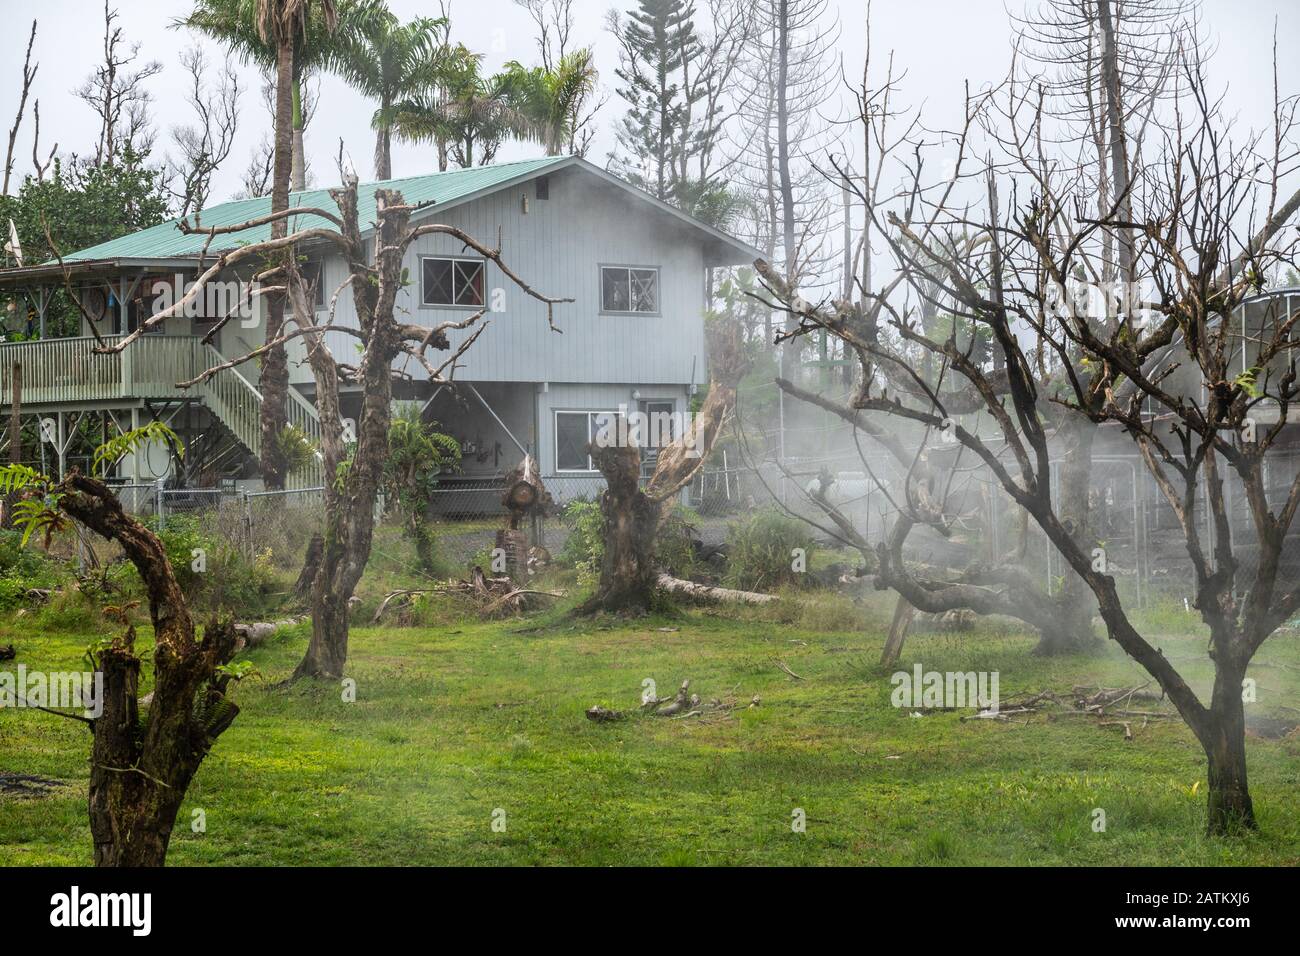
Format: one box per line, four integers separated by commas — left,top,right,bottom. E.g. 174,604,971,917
654,504,699,578
0,529,64,610
150,515,208,593
205,545,281,618
558,499,603,585
150,518,283,617
0,528,52,579
724,508,816,592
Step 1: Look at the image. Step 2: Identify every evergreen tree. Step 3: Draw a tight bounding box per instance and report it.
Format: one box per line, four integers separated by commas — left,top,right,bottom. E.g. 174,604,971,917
608,0,703,203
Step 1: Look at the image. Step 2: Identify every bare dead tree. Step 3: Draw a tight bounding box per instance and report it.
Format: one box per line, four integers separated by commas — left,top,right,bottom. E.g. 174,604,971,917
734,0,841,291
578,320,749,615
515,0,573,72
760,38,1300,834
3,21,38,196
76,1,162,167
166,47,241,218
30,102,56,184
755,11,1092,660
682,0,757,198
98,175,570,680
236,135,276,200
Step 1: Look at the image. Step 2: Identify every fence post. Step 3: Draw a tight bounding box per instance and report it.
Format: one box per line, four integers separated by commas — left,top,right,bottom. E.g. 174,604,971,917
243,490,253,561
155,478,166,529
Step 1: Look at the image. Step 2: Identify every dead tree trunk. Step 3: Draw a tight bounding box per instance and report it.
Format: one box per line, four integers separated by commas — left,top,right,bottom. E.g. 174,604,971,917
56,472,241,866
581,440,665,614
579,324,747,615
293,185,404,680
879,594,915,667
1201,658,1256,833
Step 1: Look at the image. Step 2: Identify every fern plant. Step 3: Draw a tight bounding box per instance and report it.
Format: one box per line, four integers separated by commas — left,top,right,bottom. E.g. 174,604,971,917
93,421,185,475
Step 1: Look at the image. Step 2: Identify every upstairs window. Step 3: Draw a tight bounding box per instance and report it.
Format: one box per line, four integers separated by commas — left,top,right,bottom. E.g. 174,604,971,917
601,266,658,314
422,256,485,307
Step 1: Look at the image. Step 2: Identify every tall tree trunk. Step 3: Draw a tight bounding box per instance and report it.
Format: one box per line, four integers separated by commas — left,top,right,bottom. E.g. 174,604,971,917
258,39,296,491
292,186,406,679
1038,415,1101,655
375,125,392,181
1202,659,1256,834
774,0,799,377
1097,0,1133,285
290,77,306,192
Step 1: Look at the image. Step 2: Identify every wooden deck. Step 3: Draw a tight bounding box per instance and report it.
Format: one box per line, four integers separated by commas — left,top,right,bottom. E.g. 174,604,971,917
0,335,322,483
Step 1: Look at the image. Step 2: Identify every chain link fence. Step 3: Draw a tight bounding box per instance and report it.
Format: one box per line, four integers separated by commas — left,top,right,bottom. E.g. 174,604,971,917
93,445,1300,610
110,482,325,570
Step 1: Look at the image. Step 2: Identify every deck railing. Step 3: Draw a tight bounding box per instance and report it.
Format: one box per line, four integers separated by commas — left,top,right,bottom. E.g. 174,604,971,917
0,335,204,404
0,335,323,485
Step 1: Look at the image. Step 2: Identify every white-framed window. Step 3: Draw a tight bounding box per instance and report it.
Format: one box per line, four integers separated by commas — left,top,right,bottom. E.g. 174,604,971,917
422,255,485,307
601,265,659,314
554,410,613,473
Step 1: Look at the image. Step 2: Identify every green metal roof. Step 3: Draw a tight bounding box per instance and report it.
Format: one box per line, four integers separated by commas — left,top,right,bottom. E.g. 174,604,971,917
63,156,571,262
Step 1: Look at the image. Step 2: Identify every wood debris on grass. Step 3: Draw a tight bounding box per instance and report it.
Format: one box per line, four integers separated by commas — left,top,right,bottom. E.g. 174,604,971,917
775,660,805,681
959,682,1177,739
586,679,760,726
372,565,565,623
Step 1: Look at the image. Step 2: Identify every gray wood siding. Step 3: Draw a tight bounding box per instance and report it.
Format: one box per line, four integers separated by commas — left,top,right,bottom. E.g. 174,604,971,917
293,165,708,388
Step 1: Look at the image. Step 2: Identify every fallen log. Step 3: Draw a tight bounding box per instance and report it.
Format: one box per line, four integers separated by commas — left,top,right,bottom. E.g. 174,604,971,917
371,587,450,623
233,617,304,651
655,573,776,605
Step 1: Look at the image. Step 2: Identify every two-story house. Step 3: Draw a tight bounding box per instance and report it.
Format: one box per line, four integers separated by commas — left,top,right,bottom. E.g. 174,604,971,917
0,156,760,497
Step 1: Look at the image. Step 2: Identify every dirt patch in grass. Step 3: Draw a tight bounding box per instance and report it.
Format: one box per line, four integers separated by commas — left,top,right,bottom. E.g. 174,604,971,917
0,772,64,798
1246,712,1299,740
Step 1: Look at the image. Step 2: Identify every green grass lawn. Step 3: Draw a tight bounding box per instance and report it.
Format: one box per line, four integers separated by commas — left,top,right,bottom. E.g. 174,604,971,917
1,587,1298,866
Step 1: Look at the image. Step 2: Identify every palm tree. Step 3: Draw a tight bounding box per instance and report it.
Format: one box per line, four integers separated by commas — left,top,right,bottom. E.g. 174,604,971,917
498,49,598,156
334,12,451,180
182,0,351,488
392,52,531,169
181,0,381,190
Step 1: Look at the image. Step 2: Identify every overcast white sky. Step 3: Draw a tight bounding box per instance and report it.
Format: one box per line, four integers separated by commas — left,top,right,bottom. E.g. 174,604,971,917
0,0,1296,203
